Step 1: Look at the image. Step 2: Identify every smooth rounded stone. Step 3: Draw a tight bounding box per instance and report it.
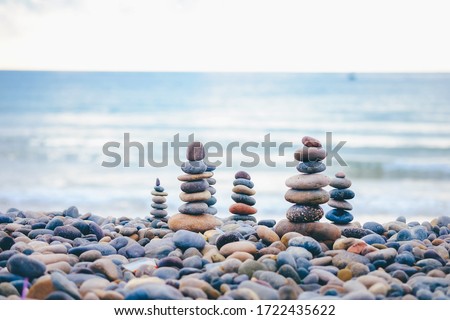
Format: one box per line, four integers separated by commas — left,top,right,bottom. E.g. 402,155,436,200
125,244,145,258
288,236,322,256
126,283,184,300
53,225,83,240
0,282,20,297
152,267,180,280
69,243,117,256
0,215,14,224
232,178,254,189
180,179,209,194
205,207,218,215
232,170,250,180
238,281,279,299
410,226,428,241
256,226,280,244
181,160,207,174
63,206,80,218
435,215,450,227
329,176,352,189
365,248,398,263
326,209,354,225
151,190,168,196
296,161,326,174
120,227,138,236
285,173,330,190
7,254,46,280
50,272,81,299
302,136,322,148
87,222,104,241
207,186,216,195
152,196,167,204
91,258,122,281
253,270,288,289
286,204,324,223
45,291,76,300
178,202,208,215
27,275,55,299
232,185,256,196
215,232,242,249
219,241,257,256
204,196,217,207
361,234,386,245
150,209,168,218
0,272,23,283
32,222,47,230
45,218,64,230
344,291,375,300
238,260,267,278
71,220,90,235
332,252,370,268
179,190,211,202
157,256,183,269
0,236,14,251
79,250,102,262
278,265,301,283
168,213,222,232
173,230,206,251
330,189,355,201
187,141,205,161
328,199,353,210
397,229,413,241
182,256,203,269
416,288,433,300
180,286,208,299
275,220,341,242
416,258,444,269
337,268,353,281
363,221,385,235
151,203,168,210
177,172,213,182
229,203,257,215
228,214,257,222
284,188,329,205
294,146,327,162
275,251,296,269
258,219,276,228
231,193,256,206
341,228,373,238
395,252,416,266
28,229,54,239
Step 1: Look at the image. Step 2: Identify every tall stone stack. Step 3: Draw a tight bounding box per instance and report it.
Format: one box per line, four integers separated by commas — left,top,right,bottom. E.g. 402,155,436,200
205,165,218,215
284,136,330,223
274,136,341,244
325,172,355,225
168,142,222,233
150,178,168,222
228,171,257,222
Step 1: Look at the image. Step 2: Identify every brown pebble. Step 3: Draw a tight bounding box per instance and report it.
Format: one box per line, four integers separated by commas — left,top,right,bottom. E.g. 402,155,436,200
302,136,322,147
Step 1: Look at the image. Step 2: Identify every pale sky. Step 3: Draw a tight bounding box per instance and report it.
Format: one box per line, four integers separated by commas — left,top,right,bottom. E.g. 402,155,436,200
1,0,450,71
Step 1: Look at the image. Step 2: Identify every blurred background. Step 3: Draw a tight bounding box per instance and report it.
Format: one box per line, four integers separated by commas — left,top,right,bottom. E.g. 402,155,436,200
1,71,449,223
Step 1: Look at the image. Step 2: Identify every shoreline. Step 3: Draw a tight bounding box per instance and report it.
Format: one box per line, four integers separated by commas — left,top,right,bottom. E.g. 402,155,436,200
0,207,449,300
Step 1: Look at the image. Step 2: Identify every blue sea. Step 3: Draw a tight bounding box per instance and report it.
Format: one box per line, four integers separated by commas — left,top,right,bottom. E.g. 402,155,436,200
1,72,449,223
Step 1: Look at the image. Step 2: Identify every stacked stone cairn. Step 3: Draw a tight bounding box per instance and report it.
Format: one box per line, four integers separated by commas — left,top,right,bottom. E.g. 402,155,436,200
150,178,168,224
205,165,218,215
168,142,222,232
228,171,257,222
284,136,330,222
274,136,341,243
325,171,355,225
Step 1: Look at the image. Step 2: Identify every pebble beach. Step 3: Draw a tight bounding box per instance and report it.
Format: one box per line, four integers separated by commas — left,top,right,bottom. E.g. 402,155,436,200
0,139,449,300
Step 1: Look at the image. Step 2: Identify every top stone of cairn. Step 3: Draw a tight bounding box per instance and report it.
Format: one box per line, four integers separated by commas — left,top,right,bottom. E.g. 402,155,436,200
187,142,206,161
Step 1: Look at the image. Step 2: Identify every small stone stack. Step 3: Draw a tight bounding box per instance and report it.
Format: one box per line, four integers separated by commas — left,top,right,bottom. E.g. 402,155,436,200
274,136,341,244
229,171,257,222
284,136,330,222
326,172,355,225
150,178,168,221
205,165,218,215
168,142,222,233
